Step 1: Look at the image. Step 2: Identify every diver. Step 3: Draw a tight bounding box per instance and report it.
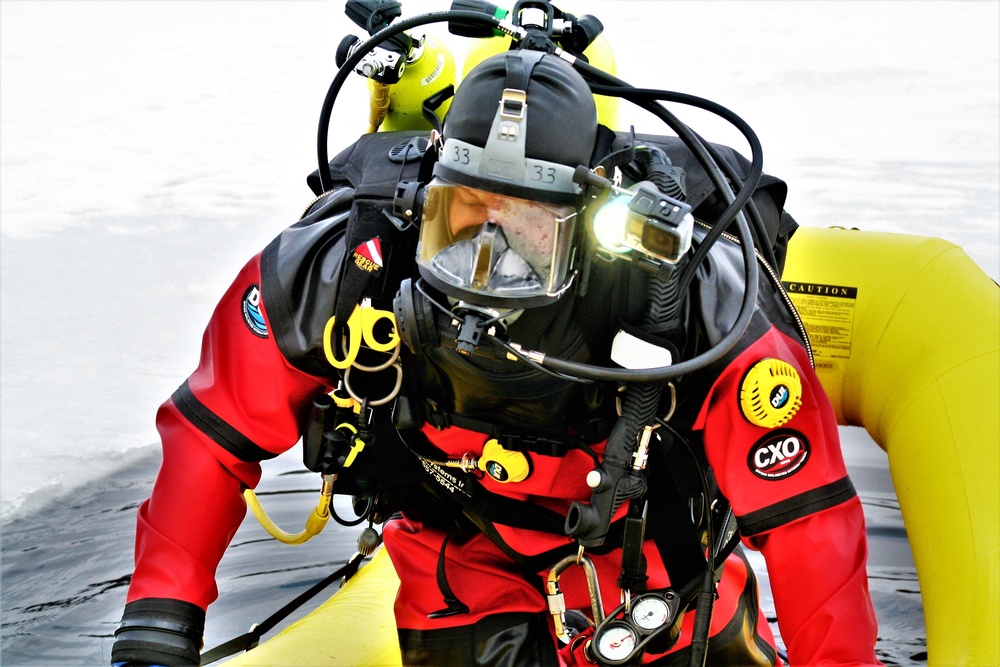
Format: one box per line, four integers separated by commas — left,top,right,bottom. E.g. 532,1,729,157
111,4,883,666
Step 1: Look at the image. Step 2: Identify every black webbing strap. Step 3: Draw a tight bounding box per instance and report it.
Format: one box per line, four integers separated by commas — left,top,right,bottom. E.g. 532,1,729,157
504,49,545,94
644,430,713,601
427,533,471,619
422,84,455,133
399,429,568,534
199,553,366,665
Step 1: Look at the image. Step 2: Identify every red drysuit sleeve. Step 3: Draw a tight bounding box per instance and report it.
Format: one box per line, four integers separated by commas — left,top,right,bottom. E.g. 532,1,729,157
695,325,882,666
754,499,881,666
125,253,330,610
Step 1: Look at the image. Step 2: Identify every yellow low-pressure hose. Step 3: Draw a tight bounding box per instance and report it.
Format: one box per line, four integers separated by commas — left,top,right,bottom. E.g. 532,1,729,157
367,82,392,133
244,474,335,545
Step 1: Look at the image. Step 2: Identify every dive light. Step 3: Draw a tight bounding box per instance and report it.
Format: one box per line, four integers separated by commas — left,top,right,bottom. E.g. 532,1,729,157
583,171,695,265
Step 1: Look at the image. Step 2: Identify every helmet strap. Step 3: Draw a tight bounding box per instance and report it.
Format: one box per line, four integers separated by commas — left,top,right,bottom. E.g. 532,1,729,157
477,50,546,182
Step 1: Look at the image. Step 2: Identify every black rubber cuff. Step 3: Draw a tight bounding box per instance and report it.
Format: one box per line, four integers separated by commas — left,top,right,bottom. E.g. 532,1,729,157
111,598,204,666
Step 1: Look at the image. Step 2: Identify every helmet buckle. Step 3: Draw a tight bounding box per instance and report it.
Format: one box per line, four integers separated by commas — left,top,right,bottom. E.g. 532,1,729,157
499,88,527,121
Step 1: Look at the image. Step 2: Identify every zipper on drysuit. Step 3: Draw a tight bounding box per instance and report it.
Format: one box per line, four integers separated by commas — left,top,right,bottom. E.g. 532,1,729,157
299,189,339,220
695,220,815,367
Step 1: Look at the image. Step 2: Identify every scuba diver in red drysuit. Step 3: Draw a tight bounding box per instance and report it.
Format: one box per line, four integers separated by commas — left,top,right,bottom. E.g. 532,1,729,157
112,8,883,667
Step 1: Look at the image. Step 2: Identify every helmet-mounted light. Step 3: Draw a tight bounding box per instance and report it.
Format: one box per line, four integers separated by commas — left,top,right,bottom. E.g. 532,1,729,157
589,181,694,265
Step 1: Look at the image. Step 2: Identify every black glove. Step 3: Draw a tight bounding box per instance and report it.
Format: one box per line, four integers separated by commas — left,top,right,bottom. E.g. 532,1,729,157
111,598,204,666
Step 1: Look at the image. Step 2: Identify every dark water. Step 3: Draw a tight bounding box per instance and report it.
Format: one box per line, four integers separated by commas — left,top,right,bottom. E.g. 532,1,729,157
1,433,927,666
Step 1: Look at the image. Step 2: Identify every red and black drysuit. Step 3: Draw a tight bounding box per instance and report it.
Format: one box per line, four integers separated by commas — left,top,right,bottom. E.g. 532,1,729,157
113,133,882,667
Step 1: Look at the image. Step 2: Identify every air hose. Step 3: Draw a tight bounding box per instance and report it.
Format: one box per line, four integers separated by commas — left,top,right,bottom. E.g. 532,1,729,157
367,82,392,133
243,474,335,545
566,254,683,547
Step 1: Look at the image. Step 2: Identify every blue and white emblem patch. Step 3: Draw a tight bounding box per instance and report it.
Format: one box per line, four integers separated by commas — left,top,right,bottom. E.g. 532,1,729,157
242,285,268,338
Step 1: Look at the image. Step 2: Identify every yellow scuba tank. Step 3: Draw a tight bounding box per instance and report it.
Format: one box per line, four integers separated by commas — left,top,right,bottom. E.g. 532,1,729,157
371,32,456,131
461,32,620,129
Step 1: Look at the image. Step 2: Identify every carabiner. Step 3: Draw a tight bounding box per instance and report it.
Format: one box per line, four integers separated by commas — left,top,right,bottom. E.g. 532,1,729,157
546,552,605,644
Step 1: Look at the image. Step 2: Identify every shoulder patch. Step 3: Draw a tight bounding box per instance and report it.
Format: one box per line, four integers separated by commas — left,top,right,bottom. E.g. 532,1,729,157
242,285,268,338
739,358,802,428
748,429,810,479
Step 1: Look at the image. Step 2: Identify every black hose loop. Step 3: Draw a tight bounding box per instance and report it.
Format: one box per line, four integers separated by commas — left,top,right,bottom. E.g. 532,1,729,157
317,10,510,192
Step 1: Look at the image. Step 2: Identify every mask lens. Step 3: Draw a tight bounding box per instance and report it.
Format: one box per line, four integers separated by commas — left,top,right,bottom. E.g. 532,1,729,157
417,180,577,305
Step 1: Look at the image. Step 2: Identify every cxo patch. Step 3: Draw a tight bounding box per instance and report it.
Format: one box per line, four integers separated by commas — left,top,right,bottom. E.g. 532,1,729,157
242,285,268,338
747,429,810,480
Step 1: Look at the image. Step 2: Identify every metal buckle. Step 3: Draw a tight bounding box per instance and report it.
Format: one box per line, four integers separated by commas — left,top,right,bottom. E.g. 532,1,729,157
499,88,527,120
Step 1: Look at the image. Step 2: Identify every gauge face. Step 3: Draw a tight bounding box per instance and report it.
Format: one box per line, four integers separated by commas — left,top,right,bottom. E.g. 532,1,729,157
594,622,637,662
631,595,672,630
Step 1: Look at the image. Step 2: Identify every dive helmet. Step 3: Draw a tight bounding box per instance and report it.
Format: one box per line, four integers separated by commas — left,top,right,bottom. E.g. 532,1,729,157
416,50,599,310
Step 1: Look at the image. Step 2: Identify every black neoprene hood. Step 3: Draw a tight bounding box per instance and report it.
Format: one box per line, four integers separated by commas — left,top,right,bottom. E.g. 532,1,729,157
434,51,598,203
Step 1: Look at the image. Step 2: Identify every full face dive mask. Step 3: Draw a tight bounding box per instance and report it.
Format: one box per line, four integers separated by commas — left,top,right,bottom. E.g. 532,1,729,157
417,49,598,310
417,179,579,309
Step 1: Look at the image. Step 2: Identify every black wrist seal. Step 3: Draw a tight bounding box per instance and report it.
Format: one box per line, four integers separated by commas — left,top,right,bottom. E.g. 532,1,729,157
111,598,205,666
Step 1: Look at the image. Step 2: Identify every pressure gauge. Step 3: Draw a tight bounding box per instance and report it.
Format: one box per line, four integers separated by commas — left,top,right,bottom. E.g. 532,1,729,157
631,595,672,630
593,622,638,662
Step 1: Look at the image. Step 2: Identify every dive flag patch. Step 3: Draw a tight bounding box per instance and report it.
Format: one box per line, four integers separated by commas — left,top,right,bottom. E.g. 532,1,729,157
242,285,268,338
352,237,384,275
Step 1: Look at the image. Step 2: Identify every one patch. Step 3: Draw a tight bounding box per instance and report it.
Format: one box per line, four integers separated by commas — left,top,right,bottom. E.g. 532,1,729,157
747,429,810,480
739,358,803,428
241,285,268,338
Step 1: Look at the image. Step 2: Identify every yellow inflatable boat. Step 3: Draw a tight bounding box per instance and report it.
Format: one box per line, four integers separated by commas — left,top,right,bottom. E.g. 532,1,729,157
218,227,999,666
784,227,999,667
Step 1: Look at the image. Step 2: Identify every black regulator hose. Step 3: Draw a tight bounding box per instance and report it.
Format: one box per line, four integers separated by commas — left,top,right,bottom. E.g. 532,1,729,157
591,84,778,273
698,137,778,274
317,11,761,384
586,81,773,279
608,89,777,291
565,259,687,546
316,10,512,192
507,202,758,383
